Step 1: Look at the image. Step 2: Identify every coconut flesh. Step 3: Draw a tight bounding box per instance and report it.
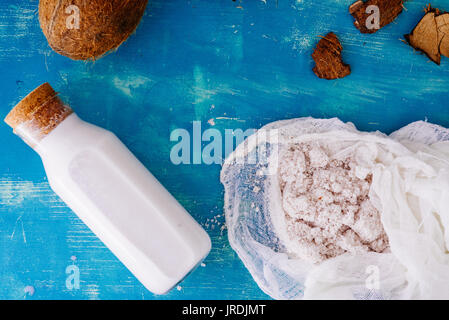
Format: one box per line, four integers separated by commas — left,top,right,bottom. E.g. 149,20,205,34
39,0,148,60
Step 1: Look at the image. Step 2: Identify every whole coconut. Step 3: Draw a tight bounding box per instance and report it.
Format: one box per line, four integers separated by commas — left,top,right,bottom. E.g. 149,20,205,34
39,0,148,60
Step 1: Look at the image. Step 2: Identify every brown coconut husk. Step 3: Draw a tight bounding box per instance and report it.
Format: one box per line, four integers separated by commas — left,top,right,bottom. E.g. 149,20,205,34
39,0,148,60
312,32,351,80
349,0,404,34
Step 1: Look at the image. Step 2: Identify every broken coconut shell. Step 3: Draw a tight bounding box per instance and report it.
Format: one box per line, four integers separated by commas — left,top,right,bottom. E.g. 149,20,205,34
405,6,449,65
312,32,351,80
349,0,404,34
39,0,148,60
436,13,449,58
405,8,440,64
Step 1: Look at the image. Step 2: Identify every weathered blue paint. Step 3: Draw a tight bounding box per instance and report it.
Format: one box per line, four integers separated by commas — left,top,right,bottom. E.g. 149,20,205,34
0,0,448,299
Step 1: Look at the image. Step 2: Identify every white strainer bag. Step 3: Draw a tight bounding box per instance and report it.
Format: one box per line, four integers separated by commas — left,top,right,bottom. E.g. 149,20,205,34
221,118,449,300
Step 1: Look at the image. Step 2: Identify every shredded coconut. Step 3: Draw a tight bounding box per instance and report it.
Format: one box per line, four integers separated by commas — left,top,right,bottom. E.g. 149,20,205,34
278,141,389,264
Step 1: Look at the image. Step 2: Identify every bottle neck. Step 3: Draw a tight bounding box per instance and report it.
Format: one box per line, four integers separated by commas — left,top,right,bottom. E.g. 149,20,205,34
34,113,81,158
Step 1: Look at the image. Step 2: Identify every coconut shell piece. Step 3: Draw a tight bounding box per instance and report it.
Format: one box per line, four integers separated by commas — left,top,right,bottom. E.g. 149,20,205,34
405,10,440,64
349,0,404,34
404,6,449,65
436,13,449,58
312,32,351,80
39,0,148,60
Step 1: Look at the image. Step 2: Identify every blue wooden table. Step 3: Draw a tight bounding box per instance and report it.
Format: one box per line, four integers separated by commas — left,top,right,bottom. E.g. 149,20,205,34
0,0,448,300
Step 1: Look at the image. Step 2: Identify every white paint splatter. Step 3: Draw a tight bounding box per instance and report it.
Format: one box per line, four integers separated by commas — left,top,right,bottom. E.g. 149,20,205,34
0,179,45,206
215,116,245,122
85,284,100,300
283,28,312,53
113,75,154,97
193,65,213,106
291,0,305,11
24,285,35,296
0,4,44,61
10,215,27,243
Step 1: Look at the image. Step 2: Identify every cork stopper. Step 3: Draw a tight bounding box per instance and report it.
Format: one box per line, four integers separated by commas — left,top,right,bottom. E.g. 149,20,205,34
4,83,73,147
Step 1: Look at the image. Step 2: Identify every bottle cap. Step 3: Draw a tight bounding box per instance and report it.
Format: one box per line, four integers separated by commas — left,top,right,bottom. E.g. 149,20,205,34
4,83,73,147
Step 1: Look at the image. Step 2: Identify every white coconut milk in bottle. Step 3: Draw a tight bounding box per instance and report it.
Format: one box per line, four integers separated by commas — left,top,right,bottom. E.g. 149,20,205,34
4,83,211,294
